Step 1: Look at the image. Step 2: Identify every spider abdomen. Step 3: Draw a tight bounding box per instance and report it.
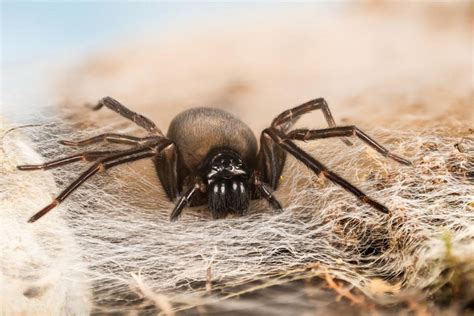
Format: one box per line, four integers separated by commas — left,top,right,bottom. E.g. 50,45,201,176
166,107,258,171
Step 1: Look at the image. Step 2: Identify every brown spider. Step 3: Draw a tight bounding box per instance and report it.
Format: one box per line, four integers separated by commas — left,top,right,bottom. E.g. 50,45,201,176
18,97,411,222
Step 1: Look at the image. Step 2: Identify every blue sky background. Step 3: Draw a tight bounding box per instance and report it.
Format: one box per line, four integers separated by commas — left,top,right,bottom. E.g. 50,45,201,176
2,2,196,66
1,2,331,66
0,1,335,121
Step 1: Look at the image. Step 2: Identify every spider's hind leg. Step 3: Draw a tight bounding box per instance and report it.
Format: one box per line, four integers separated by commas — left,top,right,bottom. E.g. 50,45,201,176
17,150,121,170
59,133,160,147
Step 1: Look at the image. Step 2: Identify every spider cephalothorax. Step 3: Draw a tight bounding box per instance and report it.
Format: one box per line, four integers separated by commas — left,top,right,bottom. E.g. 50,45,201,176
18,97,411,222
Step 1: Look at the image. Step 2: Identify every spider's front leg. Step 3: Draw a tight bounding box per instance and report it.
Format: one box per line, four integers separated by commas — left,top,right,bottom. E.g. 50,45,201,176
257,131,287,189
272,97,352,146
153,142,183,202
264,128,391,214
92,97,163,136
252,171,283,211
59,97,164,147
169,185,199,221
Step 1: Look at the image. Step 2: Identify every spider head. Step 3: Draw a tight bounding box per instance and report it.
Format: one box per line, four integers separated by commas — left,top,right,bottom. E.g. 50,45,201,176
203,149,251,219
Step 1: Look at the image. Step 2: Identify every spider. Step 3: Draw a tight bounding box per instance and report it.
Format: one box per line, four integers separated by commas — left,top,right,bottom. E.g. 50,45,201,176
18,97,411,222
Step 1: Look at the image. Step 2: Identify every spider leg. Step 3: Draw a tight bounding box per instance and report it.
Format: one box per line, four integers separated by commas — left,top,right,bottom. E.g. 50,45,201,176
59,133,160,147
253,173,283,211
27,139,173,223
154,142,183,201
17,150,122,170
91,97,163,136
287,126,412,166
170,186,198,221
264,128,389,214
271,98,352,146
257,131,287,189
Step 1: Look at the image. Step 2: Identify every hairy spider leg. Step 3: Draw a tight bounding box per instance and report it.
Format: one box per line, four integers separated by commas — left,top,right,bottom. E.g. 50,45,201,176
271,97,352,146
26,139,173,223
92,97,163,136
59,133,160,147
17,150,123,170
265,128,389,214
287,126,412,166
170,186,198,221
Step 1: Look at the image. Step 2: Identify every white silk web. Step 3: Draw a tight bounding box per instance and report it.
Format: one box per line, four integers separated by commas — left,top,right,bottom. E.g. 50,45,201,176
1,115,472,315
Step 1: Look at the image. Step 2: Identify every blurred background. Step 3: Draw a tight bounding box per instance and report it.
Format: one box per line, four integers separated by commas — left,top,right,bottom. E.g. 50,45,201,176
2,1,472,132
3,1,252,65
1,2,473,315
